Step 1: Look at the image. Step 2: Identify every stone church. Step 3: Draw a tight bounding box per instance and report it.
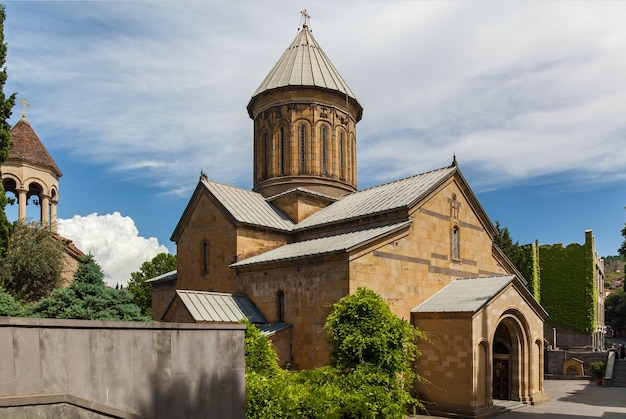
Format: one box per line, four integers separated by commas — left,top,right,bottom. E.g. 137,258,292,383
151,15,549,417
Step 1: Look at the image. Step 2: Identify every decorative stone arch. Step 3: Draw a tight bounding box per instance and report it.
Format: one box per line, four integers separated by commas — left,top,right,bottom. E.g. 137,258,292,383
316,121,332,176
492,309,532,402
335,125,348,180
295,119,312,174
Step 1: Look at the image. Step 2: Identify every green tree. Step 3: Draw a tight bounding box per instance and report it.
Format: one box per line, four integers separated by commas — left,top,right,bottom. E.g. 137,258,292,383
0,4,17,257
0,287,25,316
605,290,626,336
31,255,149,321
618,220,626,259
0,222,64,302
127,252,176,316
325,287,425,416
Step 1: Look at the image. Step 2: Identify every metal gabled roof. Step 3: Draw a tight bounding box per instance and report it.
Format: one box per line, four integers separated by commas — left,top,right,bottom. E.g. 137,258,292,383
231,221,411,268
251,25,359,102
173,290,266,323
145,270,177,284
295,165,457,230
202,178,294,231
412,275,516,313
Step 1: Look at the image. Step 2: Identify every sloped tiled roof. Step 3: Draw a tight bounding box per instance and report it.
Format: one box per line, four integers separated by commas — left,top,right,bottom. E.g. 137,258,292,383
295,166,456,230
412,275,516,313
172,290,266,323
251,25,359,102
202,179,294,231
231,222,411,268
9,118,62,177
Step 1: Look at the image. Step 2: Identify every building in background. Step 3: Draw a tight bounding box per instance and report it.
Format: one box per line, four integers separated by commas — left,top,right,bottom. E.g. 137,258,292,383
1,103,84,285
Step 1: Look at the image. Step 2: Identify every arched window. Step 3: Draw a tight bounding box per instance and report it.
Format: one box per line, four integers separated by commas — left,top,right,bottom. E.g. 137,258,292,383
277,290,285,322
279,127,285,175
339,131,345,178
321,126,328,175
300,124,306,172
263,131,269,179
452,226,460,260
202,241,209,274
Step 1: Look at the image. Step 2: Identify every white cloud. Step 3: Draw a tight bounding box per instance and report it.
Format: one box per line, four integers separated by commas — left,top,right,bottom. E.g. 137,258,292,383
57,212,169,287
6,1,625,196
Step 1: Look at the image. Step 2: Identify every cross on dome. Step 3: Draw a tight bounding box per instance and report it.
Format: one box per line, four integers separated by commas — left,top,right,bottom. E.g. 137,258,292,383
20,97,30,119
300,9,311,29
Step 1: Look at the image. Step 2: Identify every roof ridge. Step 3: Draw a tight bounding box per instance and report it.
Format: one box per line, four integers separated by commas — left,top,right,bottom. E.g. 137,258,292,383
355,165,456,194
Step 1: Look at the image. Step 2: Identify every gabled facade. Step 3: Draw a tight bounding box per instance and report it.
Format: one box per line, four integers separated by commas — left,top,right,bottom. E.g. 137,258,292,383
156,15,549,418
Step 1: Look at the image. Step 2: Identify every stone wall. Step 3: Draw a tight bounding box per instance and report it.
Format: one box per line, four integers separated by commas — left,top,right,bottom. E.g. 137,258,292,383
0,317,245,418
545,349,607,376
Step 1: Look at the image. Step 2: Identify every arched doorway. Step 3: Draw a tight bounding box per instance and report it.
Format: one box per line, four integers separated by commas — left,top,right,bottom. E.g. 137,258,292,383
492,313,531,402
493,323,512,400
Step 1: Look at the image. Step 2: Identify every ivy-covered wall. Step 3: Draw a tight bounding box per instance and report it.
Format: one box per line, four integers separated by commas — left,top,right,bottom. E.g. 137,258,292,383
537,232,596,335
520,241,541,302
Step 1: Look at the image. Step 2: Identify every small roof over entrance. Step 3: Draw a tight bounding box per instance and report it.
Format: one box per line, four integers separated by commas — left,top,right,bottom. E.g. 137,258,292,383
412,275,547,317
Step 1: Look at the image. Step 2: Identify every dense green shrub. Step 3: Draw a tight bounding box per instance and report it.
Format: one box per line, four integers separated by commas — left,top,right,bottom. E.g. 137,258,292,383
30,255,149,321
0,287,25,316
244,288,425,418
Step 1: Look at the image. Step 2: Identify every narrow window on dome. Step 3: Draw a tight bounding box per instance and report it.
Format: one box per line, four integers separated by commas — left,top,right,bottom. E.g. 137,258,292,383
321,126,327,175
263,131,269,179
339,132,345,178
300,124,306,172
452,226,460,260
279,127,285,175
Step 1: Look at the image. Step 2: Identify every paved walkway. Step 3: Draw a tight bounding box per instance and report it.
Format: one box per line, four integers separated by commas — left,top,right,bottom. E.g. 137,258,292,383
411,379,626,418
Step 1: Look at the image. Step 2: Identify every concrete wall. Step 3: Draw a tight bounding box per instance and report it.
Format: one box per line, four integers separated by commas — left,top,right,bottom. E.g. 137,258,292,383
0,317,245,419
545,349,607,377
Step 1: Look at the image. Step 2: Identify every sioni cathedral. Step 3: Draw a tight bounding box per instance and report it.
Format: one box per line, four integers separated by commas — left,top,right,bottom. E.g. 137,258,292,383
151,13,549,417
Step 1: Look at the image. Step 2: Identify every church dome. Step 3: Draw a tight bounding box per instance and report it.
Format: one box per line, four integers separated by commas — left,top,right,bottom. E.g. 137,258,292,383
249,23,360,107
247,13,363,200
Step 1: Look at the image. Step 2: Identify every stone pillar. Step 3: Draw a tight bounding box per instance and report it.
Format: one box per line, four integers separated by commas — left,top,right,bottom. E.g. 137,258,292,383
17,189,27,223
40,195,50,227
50,200,58,232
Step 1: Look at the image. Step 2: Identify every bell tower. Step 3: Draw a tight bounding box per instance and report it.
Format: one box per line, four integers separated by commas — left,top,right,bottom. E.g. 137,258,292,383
247,10,363,199
1,99,62,231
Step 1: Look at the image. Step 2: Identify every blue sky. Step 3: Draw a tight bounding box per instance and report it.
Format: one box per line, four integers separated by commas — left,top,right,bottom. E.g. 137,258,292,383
2,1,625,285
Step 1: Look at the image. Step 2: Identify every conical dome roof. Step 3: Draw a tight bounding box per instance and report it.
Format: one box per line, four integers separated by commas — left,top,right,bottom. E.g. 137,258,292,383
9,118,62,178
251,24,359,103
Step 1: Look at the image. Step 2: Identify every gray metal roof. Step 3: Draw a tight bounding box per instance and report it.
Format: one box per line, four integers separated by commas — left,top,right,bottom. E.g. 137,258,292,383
251,26,358,101
296,166,456,229
175,290,266,323
231,222,411,268
412,275,516,313
258,322,292,337
202,179,294,231
145,270,177,284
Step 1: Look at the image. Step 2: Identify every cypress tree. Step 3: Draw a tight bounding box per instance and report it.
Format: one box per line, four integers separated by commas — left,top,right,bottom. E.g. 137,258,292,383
0,4,17,257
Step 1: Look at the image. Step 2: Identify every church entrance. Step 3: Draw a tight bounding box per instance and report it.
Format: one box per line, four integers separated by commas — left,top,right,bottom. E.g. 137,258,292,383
492,323,512,400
